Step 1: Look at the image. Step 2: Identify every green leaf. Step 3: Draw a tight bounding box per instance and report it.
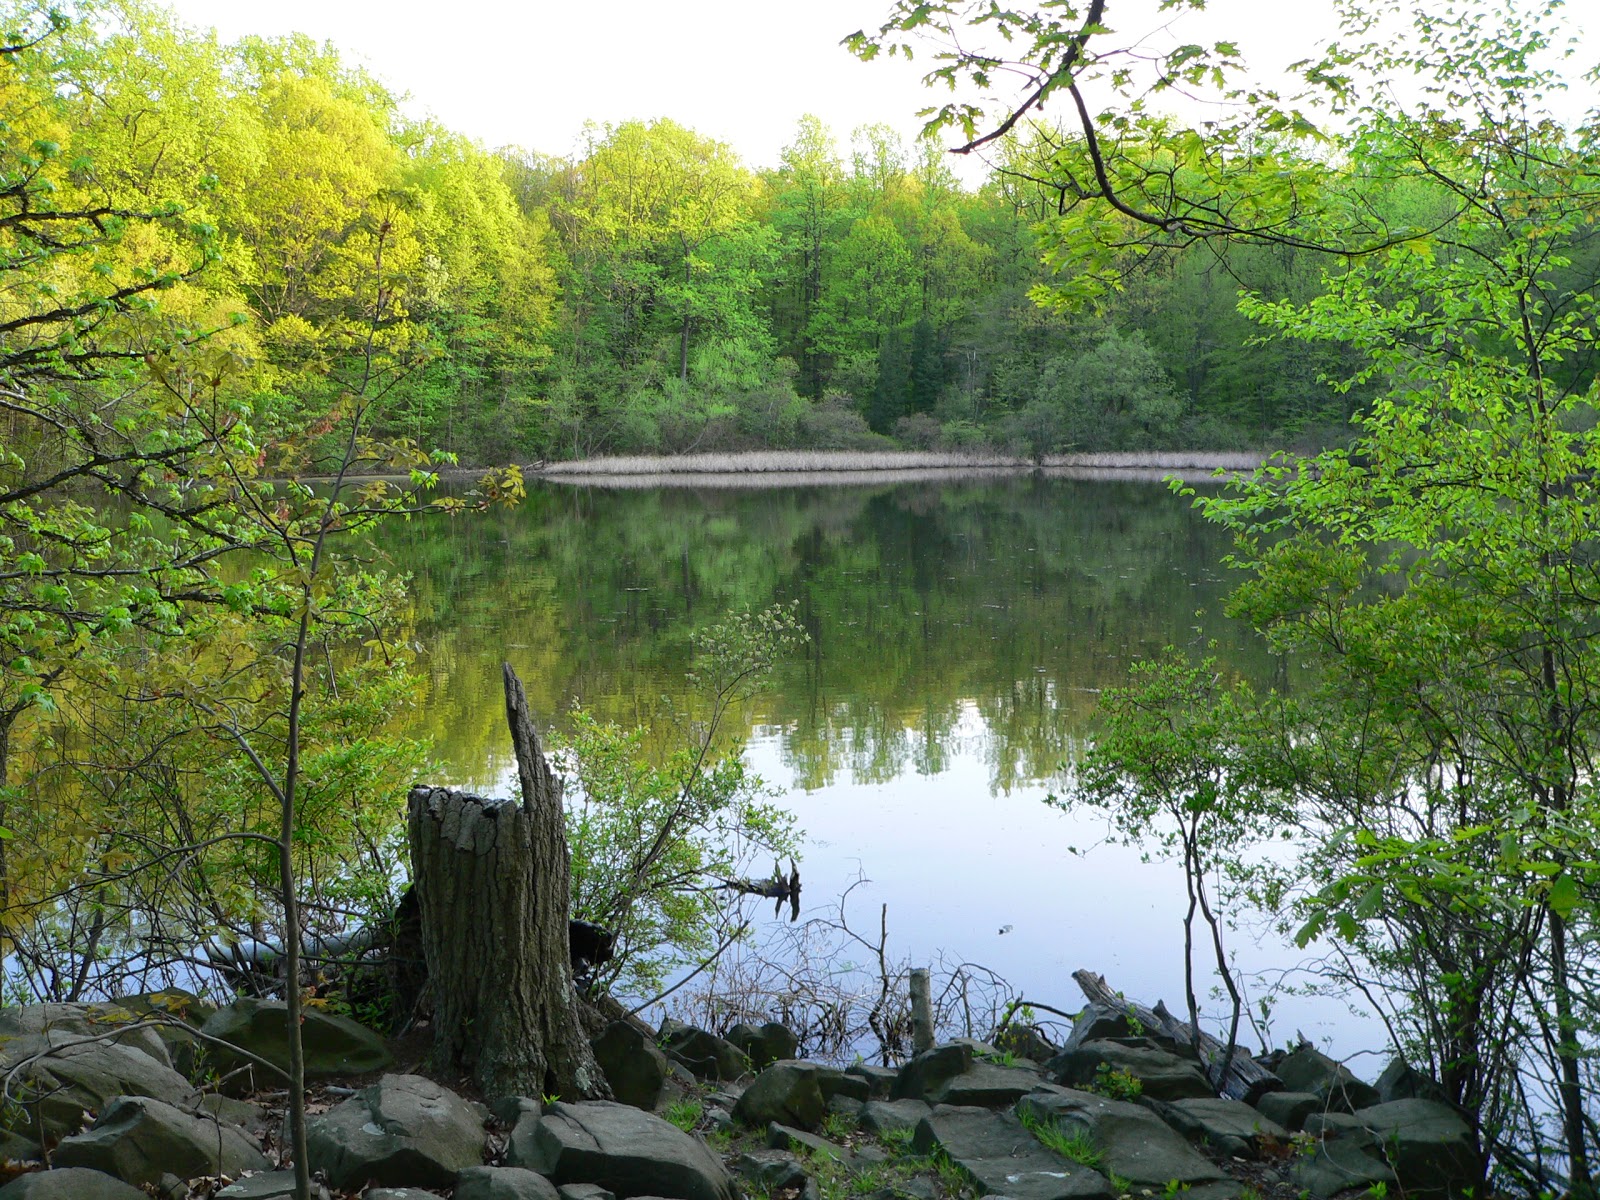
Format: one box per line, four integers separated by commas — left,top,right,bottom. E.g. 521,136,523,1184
1355,884,1384,919
1549,873,1580,920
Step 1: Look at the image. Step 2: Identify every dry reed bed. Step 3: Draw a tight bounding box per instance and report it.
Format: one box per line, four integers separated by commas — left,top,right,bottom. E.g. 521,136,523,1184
539,449,1264,480
544,466,1030,490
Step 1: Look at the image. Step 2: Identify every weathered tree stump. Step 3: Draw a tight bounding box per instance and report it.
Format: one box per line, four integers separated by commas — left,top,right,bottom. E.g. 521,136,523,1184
405,664,608,1102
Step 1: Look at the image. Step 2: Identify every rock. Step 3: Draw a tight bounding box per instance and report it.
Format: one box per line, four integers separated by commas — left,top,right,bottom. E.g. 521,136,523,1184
592,1021,669,1110
818,1068,869,1103
767,1122,853,1165
1144,1096,1289,1159
0,1028,199,1143
366,1191,445,1200
303,1072,488,1190
924,1060,1042,1107
557,1186,617,1200
826,1094,864,1121
112,989,216,1075
52,1094,267,1187
1046,1038,1213,1101
214,1174,299,1199
1253,1089,1320,1131
735,1149,808,1191
844,1063,897,1097
191,1093,268,1136
860,1098,932,1137
911,1105,1113,1199
200,998,391,1091
1353,1099,1483,1198
455,1164,563,1200
0,1129,40,1162
0,1002,172,1068
1062,1004,1135,1050
660,1026,748,1082
891,1042,972,1102
494,1096,544,1126
1274,1045,1380,1112
732,1060,826,1130
1017,1088,1233,1193
993,1023,1057,1063
1291,1124,1397,1198
724,1022,798,1071
0,1168,149,1200
1376,1057,1449,1104
508,1100,737,1200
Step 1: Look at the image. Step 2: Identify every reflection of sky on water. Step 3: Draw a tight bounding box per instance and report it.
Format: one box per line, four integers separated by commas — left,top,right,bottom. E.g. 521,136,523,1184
741,711,1386,1062
400,478,1386,1065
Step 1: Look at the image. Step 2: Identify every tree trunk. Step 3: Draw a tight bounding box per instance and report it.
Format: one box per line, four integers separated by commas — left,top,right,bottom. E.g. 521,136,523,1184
405,664,608,1103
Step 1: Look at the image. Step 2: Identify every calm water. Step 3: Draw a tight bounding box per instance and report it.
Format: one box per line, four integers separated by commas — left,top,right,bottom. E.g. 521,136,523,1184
378,473,1371,1055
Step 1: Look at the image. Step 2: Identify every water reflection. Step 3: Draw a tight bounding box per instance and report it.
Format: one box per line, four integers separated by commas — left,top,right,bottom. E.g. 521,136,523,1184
376,474,1368,1052
381,474,1278,794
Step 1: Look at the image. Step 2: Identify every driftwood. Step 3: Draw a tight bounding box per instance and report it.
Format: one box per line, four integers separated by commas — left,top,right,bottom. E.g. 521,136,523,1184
1072,968,1283,1105
721,858,802,921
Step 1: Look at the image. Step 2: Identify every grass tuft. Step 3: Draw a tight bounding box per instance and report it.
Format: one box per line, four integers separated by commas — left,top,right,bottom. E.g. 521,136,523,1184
1021,1108,1104,1170
663,1097,704,1132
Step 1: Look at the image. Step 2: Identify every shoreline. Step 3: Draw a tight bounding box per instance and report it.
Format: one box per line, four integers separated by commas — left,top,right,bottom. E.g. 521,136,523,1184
294,449,1268,488
536,448,1266,477
532,450,1265,489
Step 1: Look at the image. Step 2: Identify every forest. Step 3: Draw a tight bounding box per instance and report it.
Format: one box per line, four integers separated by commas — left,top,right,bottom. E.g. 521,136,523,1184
1,0,1369,469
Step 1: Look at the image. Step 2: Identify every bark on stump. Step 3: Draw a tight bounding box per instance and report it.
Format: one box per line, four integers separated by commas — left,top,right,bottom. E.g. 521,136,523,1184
405,663,608,1103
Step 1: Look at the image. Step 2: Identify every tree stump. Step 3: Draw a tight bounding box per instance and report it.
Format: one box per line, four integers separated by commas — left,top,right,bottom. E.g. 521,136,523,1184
405,663,608,1102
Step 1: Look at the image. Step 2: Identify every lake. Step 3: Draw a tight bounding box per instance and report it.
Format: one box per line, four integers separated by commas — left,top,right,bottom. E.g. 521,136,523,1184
378,470,1376,1059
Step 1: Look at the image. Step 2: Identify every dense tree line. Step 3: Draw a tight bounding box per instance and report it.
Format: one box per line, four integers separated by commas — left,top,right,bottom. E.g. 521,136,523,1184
0,0,1376,467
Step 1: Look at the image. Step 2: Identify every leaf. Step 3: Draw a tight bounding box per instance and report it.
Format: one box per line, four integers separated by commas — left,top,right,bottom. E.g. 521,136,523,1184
1549,873,1580,920
1355,884,1384,919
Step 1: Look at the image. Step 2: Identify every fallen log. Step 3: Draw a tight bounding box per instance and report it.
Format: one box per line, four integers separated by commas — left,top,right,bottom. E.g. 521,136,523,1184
1072,968,1283,1105
721,858,802,921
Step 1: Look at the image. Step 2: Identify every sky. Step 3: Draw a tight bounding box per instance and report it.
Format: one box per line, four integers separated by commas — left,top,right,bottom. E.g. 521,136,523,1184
157,0,1342,177
160,0,961,168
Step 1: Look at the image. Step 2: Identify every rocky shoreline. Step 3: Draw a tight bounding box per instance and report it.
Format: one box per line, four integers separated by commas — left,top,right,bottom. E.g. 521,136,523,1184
0,989,1480,1200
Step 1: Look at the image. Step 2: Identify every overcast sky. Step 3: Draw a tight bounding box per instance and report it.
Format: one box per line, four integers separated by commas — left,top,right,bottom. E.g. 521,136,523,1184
157,0,1354,175
157,0,1594,178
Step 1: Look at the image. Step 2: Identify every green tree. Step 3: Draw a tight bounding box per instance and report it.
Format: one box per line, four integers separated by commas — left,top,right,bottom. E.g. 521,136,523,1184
858,0,1600,1187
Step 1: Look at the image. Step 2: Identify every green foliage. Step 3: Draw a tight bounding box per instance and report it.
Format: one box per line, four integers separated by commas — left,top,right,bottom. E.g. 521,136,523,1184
563,605,806,997
663,1097,704,1133
1089,1065,1144,1102
820,1110,857,1141
1020,1109,1103,1169
1057,646,1284,1082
